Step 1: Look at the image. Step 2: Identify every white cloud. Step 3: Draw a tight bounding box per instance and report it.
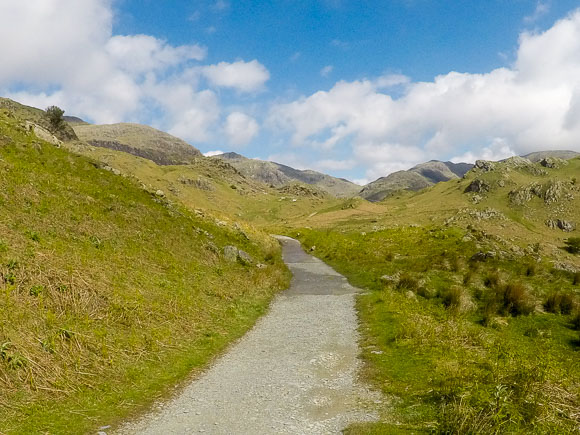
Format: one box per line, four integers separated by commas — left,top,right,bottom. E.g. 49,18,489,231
0,0,262,144
270,9,580,180
106,35,206,74
204,150,225,157
320,65,334,77
450,138,516,164
224,112,259,146
524,1,550,24
201,60,270,93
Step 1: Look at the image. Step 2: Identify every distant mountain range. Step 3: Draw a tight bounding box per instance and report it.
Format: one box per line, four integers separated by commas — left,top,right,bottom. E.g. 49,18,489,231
211,152,361,198
64,109,579,201
358,160,473,202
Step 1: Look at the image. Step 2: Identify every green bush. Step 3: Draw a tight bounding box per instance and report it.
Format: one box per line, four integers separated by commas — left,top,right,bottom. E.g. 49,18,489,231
45,105,65,131
544,292,576,315
564,237,580,254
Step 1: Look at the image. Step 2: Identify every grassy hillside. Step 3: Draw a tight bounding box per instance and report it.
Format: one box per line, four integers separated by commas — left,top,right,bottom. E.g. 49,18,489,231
64,143,340,228
73,123,202,165
284,156,580,433
0,108,290,434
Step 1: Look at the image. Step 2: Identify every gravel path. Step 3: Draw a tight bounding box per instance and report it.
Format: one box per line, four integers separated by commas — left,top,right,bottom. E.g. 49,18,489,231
116,236,380,434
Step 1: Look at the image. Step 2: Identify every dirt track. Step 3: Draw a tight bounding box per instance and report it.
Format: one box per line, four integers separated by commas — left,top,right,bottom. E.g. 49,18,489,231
116,236,379,434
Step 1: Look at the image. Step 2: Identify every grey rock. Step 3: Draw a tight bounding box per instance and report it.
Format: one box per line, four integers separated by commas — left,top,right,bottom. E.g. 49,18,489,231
223,245,239,262
155,189,165,197
539,157,568,169
380,273,400,287
544,181,563,205
470,251,496,262
237,250,253,265
464,179,490,194
546,219,575,232
509,182,543,205
474,160,495,172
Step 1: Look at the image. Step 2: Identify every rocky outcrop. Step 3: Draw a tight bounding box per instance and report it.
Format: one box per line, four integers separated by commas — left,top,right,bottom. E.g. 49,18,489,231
474,160,496,172
509,182,543,205
539,157,568,169
223,245,254,265
545,219,575,232
464,179,490,194
508,180,567,206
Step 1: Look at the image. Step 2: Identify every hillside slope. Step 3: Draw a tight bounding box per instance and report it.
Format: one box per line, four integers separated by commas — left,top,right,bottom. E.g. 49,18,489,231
212,152,361,198
359,160,473,202
73,123,202,165
0,107,288,434
289,156,580,433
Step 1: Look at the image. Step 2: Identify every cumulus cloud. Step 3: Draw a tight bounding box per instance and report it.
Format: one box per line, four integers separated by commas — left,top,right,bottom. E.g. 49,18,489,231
0,0,266,144
270,9,580,180
224,112,259,146
201,60,270,93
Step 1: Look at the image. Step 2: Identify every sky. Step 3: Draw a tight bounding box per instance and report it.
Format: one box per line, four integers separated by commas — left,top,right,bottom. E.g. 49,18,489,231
1,1,580,184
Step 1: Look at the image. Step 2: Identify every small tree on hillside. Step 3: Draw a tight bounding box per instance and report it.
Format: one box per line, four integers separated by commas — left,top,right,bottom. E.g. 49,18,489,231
45,105,65,131
564,237,580,254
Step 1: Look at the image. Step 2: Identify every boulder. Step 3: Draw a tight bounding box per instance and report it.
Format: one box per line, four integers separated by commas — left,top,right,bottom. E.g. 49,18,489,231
464,179,490,194
223,245,239,262
539,157,567,169
380,272,400,287
238,250,253,265
474,160,495,172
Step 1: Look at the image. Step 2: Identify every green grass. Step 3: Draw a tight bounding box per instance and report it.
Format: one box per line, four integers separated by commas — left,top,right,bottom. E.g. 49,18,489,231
0,109,290,434
292,227,580,434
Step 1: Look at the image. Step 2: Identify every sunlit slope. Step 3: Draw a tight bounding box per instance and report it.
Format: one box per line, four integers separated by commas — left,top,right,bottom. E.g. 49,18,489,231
0,107,289,433
306,156,580,264
74,122,202,165
65,142,340,228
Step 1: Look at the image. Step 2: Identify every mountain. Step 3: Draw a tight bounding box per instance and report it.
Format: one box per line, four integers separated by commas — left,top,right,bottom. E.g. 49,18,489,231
359,160,473,202
73,123,202,165
212,152,361,198
63,115,88,125
522,150,580,162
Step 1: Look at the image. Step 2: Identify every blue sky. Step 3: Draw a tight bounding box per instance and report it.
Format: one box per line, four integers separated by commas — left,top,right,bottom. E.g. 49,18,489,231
1,1,580,183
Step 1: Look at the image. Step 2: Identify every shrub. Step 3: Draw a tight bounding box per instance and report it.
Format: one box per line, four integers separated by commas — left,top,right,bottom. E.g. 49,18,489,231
46,105,65,131
564,237,580,254
499,282,534,316
544,292,576,315
525,262,537,277
440,286,463,310
573,272,580,286
484,271,501,288
396,273,419,292
572,312,580,330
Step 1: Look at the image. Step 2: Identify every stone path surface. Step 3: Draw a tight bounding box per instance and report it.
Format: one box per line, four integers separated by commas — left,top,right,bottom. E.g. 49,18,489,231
116,236,379,434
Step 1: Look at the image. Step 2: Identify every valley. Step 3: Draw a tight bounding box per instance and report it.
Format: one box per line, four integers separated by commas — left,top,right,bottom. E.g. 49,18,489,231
0,98,579,434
